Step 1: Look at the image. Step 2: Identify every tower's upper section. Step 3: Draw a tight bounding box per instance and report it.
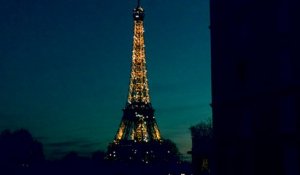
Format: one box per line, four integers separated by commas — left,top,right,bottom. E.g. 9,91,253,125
127,0,150,104
112,0,161,143
133,0,145,21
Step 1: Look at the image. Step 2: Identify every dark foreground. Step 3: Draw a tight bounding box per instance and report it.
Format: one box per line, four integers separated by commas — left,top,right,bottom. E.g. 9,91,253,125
1,160,192,175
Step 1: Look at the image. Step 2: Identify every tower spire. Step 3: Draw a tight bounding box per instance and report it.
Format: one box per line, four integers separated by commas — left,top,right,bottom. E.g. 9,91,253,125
133,0,144,21
129,2,147,103
137,0,141,7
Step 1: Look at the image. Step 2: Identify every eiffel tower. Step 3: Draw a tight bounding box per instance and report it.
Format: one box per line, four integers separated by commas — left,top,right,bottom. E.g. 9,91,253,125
106,0,178,163
114,0,161,143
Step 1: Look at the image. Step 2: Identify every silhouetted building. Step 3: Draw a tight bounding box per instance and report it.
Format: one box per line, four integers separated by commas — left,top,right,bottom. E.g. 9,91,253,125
210,0,300,175
190,122,212,175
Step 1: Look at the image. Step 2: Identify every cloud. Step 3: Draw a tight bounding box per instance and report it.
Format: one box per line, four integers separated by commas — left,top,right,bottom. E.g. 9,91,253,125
44,138,103,159
34,136,49,141
46,140,84,148
45,138,103,150
156,103,209,114
79,141,102,149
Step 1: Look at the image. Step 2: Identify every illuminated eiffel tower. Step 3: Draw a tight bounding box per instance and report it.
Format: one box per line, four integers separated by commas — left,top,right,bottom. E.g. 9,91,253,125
113,0,161,143
106,0,177,163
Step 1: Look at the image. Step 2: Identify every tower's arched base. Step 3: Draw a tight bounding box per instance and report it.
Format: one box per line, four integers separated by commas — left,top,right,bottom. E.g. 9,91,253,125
106,140,180,164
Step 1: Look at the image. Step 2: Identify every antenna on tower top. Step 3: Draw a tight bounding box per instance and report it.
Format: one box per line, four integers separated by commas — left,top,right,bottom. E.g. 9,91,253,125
137,0,141,7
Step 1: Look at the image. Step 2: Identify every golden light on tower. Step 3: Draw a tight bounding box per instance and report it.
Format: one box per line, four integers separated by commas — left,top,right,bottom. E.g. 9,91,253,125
111,2,161,143
106,0,177,164
127,18,150,104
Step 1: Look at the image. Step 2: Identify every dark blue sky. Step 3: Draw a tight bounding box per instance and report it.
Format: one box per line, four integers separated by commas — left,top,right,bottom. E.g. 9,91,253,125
0,0,211,159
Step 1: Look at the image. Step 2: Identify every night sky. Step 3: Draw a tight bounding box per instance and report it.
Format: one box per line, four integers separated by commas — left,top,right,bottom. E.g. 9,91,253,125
0,0,211,160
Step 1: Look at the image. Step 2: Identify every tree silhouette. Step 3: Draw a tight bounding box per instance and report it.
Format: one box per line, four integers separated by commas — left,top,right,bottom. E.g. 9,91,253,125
0,129,44,167
190,120,213,139
161,139,181,162
91,150,106,162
